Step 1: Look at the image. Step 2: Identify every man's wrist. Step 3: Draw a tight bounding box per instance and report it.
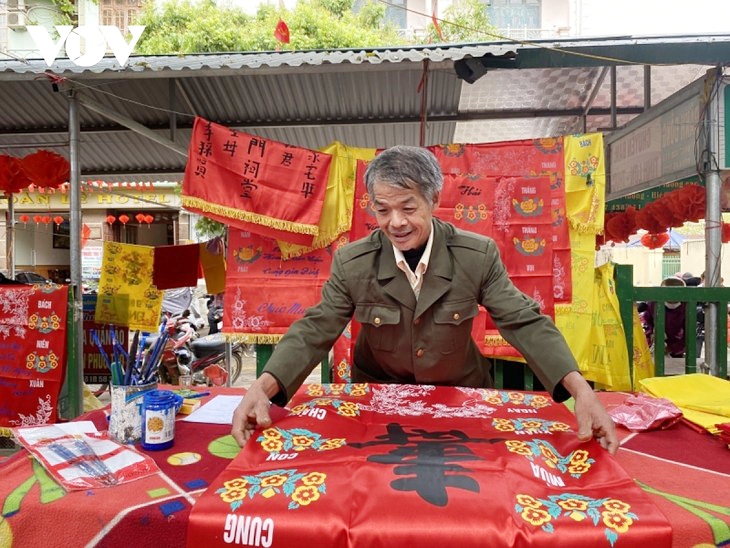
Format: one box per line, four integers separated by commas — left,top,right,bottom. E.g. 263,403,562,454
257,372,283,400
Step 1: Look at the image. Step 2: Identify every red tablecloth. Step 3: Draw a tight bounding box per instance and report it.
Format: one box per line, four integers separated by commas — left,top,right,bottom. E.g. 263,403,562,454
1,388,728,547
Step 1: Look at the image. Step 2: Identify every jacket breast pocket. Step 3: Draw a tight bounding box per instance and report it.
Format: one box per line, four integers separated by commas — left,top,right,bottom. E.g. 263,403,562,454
354,304,401,352
431,300,479,355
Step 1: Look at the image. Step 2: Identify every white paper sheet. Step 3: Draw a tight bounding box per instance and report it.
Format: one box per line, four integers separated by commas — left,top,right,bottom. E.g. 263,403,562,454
182,395,243,424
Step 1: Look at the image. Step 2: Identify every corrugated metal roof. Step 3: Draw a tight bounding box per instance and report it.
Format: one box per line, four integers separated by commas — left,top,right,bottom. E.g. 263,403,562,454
0,37,727,181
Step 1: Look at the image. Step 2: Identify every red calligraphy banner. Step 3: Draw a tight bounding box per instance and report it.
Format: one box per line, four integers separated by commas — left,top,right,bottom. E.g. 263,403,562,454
182,117,332,245
222,229,333,342
0,284,68,428
188,384,671,547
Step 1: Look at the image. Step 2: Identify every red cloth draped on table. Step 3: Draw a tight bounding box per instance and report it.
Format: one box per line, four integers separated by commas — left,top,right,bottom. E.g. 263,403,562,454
182,117,332,246
349,139,570,359
222,229,334,343
0,284,68,428
187,384,671,547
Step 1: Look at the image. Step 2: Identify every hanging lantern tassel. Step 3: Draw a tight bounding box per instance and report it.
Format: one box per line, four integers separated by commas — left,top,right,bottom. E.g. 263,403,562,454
19,214,29,226
119,214,129,225
33,214,43,224
42,215,52,225
106,214,116,225
135,213,146,224
144,214,154,227
53,215,64,226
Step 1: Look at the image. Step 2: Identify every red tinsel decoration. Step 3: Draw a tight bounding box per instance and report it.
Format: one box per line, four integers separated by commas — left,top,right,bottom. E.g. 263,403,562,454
0,155,31,195
641,232,670,249
21,150,70,189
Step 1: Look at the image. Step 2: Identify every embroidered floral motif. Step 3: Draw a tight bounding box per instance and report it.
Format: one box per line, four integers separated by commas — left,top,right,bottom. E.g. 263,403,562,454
230,287,274,332
492,418,570,434
515,493,638,546
505,439,595,479
256,427,346,454
479,390,551,409
363,385,497,419
305,383,369,397
9,395,53,426
216,469,327,511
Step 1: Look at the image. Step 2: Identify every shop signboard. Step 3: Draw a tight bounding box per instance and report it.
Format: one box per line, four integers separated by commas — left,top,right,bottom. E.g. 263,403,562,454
82,294,127,384
606,76,704,201
606,176,701,212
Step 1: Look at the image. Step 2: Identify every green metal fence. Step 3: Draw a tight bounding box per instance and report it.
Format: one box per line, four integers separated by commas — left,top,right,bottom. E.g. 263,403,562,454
614,264,729,382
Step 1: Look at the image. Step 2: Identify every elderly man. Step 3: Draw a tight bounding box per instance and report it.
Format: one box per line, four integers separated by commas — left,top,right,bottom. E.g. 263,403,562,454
232,145,617,454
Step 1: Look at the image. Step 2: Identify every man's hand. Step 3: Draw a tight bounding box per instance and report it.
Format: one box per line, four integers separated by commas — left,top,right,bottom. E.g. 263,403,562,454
231,373,280,447
561,371,619,455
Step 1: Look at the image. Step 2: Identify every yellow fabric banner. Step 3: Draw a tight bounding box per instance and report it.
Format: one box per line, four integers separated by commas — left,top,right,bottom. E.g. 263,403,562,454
564,133,605,234
630,306,655,387
640,373,730,433
278,142,377,259
95,242,163,332
577,262,632,391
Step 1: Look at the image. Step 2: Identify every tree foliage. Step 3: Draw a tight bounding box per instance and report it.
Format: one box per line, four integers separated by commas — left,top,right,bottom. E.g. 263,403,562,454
135,0,406,55
425,0,498,44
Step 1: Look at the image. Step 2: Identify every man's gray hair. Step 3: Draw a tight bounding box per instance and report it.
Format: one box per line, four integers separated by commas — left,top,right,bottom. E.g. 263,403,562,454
364,145,443,202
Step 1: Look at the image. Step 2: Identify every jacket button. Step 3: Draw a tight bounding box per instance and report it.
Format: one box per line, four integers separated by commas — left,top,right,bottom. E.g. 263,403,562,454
453,312,460,321
416,348,424,358
373,317,381,326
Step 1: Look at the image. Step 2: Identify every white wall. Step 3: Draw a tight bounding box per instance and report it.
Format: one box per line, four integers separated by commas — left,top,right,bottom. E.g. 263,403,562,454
577,0,730,37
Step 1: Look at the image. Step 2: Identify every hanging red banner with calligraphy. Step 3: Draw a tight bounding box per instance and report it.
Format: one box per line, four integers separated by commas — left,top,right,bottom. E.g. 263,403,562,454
223,228,333,343
0,284,68,428
182,117,332,245
188,384,671,547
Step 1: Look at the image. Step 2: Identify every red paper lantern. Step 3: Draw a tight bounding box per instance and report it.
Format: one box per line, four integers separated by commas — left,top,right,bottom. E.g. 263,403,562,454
53,215,64,226
118,214,129,225
106,215,116,225
18,214,29,225
33,214,43,224
21,150,70,189
144,214,154,224
41,215,52,224
135,213,146,223
640,232,670,249
0,154,31,195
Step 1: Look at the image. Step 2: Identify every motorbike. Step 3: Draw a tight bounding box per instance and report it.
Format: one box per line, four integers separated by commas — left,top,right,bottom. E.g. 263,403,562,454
155,312,246,386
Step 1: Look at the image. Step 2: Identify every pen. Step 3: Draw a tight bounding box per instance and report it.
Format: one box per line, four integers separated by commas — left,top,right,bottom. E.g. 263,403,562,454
185,391,211,399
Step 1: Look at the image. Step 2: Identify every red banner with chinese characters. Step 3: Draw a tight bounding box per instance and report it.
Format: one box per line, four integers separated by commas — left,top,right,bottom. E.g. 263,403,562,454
0,284,68,428
222,228,334,342
182,117,332,245
187,384,671,547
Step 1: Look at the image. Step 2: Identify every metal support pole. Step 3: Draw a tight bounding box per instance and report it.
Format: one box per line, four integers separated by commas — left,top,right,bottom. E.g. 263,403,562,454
67,91,84,417
704,71,723,377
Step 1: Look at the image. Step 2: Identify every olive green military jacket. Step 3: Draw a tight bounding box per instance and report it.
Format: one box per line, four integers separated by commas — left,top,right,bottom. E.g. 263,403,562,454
264,218,577,404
